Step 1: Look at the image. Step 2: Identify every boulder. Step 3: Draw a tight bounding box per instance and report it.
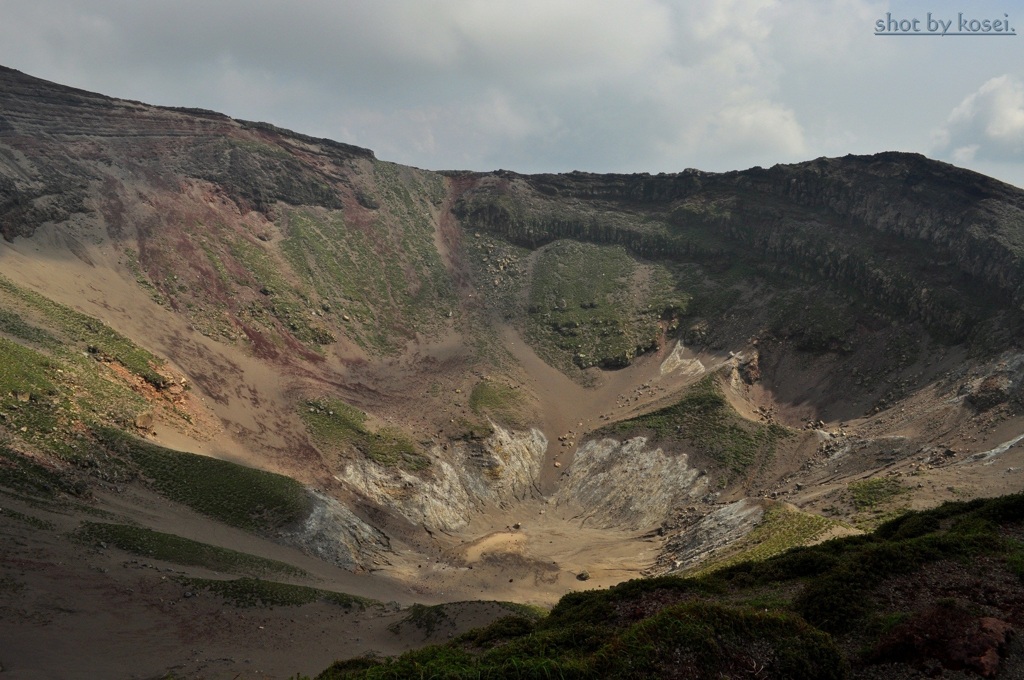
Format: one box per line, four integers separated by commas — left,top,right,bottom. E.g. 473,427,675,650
739,352,761,385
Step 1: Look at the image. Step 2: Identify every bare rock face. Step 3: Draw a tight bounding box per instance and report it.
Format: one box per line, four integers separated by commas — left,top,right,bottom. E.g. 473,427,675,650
968,374,1015,410
0,66,373,242
660,499,765,573
454,153,1024,345
553,437,708,530
281,491,391,570
964,351,1024,410
738,352,761,385
339,425,547,532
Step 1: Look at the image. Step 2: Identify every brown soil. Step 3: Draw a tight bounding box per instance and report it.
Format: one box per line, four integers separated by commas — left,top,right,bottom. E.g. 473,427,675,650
4,214,1024,679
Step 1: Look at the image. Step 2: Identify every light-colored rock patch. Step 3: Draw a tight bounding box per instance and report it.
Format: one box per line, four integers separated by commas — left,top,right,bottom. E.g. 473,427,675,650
660,340,706,377
338,425,547,531
662,499,765,573
554,437,708,530
281,490,391,570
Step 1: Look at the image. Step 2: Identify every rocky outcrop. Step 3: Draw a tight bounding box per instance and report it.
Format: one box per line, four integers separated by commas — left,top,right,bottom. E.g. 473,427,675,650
553,437,708,529
738,352,760,384
339,425,546,532
963,351,1024,409
281,490,391,570
659,499,765,573
452,154,1024,344
0,65,372,241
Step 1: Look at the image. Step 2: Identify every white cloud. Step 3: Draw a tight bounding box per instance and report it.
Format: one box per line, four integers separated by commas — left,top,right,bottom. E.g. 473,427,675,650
709,100,807,157
934,75,1024,163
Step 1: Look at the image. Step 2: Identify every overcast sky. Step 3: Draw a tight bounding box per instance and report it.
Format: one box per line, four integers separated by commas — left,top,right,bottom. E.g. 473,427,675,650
1,0,1022,187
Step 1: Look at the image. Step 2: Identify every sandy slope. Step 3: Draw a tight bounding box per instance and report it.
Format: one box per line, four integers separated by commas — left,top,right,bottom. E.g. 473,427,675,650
4,209,1024,680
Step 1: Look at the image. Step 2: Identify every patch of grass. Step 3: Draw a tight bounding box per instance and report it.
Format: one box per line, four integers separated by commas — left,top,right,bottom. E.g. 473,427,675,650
690,504,846,576
388,603,452,637
184,576,377,609
226,236,335,348
122,248,166,305
525,241,686,374
75,522,305,577
0,446,83,498
95,428,312,532
302,399,430,471
365,427,427,470
281,199,454,355
469,381,525,425
849,478,908,510
0,506,56,530
199,239,233,289
0,309,58,347
0,338,94,460
0,274,167,387
608,375,789,476
0,336,57,399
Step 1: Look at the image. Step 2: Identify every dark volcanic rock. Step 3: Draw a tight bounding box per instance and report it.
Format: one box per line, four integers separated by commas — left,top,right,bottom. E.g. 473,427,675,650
452,154,1024,344
0,65,373,238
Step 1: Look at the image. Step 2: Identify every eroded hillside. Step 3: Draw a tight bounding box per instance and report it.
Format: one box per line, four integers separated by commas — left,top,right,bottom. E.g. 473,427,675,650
2,65,1024,678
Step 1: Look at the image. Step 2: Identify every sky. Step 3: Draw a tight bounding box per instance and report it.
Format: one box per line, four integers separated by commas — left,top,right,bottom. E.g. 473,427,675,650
1,0,1022,187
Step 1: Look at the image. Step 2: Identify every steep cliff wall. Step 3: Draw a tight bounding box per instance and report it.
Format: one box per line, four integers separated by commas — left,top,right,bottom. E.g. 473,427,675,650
451,155,1024,343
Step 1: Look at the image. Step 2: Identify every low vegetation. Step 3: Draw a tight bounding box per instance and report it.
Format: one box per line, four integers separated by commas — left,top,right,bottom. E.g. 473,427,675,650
388,602,547,640
0,274,167,387
849,477,908,510
182,576,378,609
468,381,526,426
690,503,847,576
0,505,56,530
0,445,83,499
848,477,911,530
608,375,789,477
95,427,313,532
524,241,688,376
75,522,305,577
0,275,163,464
302,398,430,471
281,197,455,355
319,493,1024,679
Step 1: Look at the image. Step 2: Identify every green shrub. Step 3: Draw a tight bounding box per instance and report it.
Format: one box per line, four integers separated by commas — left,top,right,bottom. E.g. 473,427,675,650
598,602,847,680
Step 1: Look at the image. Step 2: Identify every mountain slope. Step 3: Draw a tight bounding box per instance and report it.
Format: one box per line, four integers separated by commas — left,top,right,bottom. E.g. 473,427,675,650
2,65,1024,678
